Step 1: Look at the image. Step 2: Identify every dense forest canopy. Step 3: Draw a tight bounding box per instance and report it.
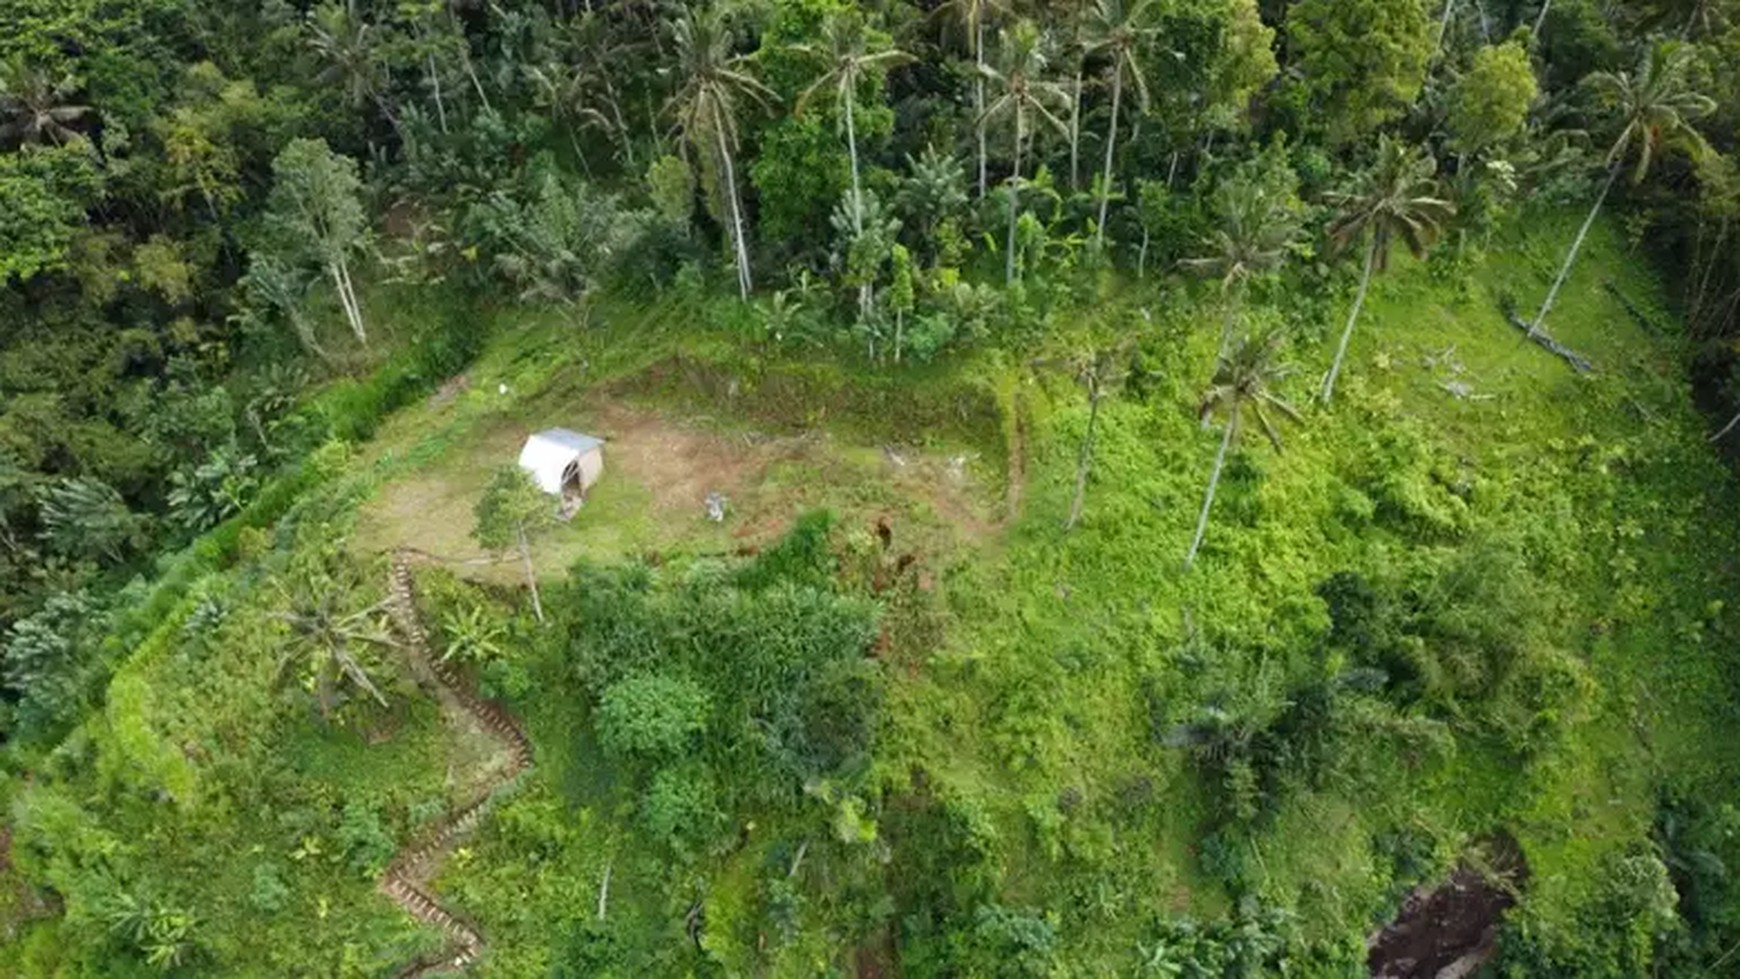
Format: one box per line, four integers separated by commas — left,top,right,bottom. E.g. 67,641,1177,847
1,0,1739,975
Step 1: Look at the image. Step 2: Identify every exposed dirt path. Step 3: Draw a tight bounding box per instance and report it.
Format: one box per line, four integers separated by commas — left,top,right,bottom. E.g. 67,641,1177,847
380,551,534,976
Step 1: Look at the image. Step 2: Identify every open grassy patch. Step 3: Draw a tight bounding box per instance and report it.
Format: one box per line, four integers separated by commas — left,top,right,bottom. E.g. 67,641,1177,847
350,307,1011,588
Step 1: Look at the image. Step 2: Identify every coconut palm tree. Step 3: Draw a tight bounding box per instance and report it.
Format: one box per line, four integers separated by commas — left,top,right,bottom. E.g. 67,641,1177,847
981,21,1071,285
0,57,92,146
933,0,1010,198
547,12,641,170
273,558,396,719
1053,340,1134,531
794,13,913,238
1186,332,1302,570
668,7,777,300
1181,178,1303,355
526,58,613,171
1048,0,1096,191
1319,136,1453,404
1082,0,1156,247
307,2,401,136
1529,44,1713,337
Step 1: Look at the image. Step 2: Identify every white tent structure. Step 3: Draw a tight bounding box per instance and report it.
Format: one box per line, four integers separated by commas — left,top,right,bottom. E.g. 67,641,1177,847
517,428,604,512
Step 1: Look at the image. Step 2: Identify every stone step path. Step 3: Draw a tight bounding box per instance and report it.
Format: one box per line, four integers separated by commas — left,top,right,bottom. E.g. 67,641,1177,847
379,551,534,976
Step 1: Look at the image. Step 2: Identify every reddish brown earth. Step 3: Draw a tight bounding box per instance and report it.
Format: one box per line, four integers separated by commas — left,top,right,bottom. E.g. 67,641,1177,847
1368,834,1529,979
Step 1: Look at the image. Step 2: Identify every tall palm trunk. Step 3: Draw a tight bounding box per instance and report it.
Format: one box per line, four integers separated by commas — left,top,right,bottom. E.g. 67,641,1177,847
844,92,872,319
462,45,492,114
1530,162,1621,336
289,310,332,365
1532,0,1551,38
427,52,449,134
330,258,366,344
373,93,405,140
602,75,636,169
1218,280,1246,359
713,120,753,299
1065,377,1103,531
1186,406,1237,569
975,25,988,198
1689,217,1729,333
1068,68,1083,190
1321,234,1379,404
1709,408,1740,443
844,92,863,235
1005,106,1025,285
341,259,365,340
518,528,545,624
1094,64,1124,247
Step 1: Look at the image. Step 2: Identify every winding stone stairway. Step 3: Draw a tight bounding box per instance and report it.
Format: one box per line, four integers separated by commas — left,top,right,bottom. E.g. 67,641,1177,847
380,551,534,975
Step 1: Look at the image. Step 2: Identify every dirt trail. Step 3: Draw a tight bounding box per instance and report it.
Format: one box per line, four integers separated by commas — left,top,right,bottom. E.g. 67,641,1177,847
380,552,534,975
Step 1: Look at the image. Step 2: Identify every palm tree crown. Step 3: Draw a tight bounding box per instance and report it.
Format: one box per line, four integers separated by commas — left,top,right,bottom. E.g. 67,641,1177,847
1589,42,1715,186
1325,136,1454,272
669,10,773,169
0,57,92,147
793,12,913,235
307,3,390,122
794,14,912,117
1185,182,1303,293
980,22,1070,143
1183,178,1304,353
1199,332,1303,452
933,0,1012,197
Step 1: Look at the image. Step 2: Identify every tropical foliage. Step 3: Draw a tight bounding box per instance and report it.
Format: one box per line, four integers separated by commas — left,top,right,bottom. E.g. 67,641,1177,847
2,0,1740,975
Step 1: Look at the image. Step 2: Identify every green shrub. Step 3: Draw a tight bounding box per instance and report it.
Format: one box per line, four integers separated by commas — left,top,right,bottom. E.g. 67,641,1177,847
641,762,720,854
336,802,396,877
249,863,290,914
595,673,711,760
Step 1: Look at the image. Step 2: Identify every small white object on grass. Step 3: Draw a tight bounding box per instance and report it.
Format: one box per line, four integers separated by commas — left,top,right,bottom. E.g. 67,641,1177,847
705,491,728,523
498,383,508,395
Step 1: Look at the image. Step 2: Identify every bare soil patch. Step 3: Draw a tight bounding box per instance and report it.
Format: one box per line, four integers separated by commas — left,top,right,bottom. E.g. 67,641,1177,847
1367,833,1529,979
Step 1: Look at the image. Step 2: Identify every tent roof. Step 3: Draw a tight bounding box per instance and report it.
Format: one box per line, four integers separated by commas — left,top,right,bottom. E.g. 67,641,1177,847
526,428,603,455
518,428,604,494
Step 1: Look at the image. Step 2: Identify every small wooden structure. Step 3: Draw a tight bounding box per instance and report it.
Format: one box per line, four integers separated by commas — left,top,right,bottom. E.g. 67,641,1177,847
517,428,604,517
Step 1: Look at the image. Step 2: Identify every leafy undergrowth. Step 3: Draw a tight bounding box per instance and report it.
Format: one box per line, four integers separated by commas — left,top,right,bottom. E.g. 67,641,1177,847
884,209,1740,972
5,209,1738,976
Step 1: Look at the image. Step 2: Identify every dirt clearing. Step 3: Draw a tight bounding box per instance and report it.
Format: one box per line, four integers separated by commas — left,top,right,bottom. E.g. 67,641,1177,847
352,398,999,585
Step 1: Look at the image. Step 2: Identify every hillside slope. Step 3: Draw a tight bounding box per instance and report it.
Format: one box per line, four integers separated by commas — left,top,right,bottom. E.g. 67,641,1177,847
4,210,1737,977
